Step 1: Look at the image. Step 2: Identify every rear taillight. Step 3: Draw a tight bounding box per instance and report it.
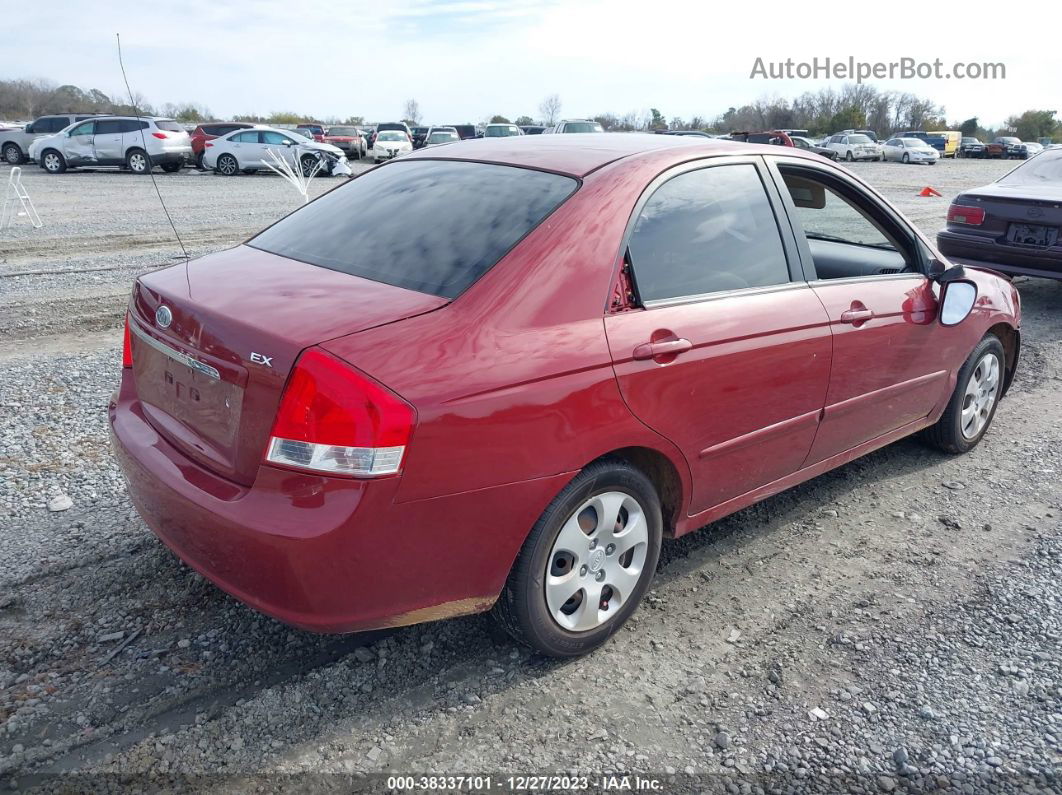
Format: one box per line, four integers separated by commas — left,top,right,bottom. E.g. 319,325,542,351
204,141,214,148
947,204,985,226
122,315,133,368
151,132,168,140
266,349,414,477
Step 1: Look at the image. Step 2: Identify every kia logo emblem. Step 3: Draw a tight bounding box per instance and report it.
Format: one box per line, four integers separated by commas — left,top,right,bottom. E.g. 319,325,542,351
155,305,173,329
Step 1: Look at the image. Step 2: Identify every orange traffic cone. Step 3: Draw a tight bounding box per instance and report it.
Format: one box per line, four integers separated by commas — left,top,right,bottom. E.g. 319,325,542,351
918,186,943,197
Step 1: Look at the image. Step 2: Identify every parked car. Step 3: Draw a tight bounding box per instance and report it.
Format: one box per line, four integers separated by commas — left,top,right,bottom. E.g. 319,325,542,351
926,131,961,158
728,130,795,146
823,133,883,161
958,137,986,158
323,126,363,160
447,124,478,141
882,137,940,165
895,130,929,141
190,122,255,169
410,126,429,148
483,123,523,138
544,119,605,134
203,126,346,176
1009,142,1044,160
938,147,1062,279
520,125,546,135
986,137,1020,159
296,124,326,142
111,135,1020,657
422,127,460,148
790,135,838,160
371,129,413,162
658,130,714,138
28,116,191,174
368,122,411,149
1,112,104,164
839,128,879,143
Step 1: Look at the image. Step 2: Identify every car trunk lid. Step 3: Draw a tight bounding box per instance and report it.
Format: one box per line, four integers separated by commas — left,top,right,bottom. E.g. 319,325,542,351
129,245,447,485
958,185,1062,241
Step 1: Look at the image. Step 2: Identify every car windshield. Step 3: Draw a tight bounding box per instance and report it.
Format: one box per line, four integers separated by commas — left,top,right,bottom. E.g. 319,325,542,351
998,149,1062,185
564,122,604,133
377,131,407,142
428,131,459,143
329,127,358,136
486,125,519,137
249,161,578,299
848,135,872,144
293,129,314,138
900,138,928,147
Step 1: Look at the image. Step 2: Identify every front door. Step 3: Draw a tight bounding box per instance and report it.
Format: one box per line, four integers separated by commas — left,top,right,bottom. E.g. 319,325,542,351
91,119,125,164
605,158,832,515
768,158,953,464
64,120,97,164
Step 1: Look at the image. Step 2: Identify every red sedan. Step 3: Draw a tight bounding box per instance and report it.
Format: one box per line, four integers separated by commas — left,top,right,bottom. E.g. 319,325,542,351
110,135,1021,657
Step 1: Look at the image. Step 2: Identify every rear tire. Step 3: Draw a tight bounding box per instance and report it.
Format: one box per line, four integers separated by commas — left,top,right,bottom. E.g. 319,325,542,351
492,459,663,657
845,150,854,162
3,143,23,165
160,163,181,173
41,149,66,174
923,334,1005,454
195,151,206,170
126,148,151,174
902,153,910,164
217,153,239,176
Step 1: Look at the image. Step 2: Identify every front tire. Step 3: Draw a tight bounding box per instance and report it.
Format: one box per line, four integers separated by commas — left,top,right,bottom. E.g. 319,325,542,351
492,459,663,657
126,148,151,174
300,155,319,177
923,334,1005,454
845,150,854,162
902,153,910,164
3,143,23,165
41,149,66,174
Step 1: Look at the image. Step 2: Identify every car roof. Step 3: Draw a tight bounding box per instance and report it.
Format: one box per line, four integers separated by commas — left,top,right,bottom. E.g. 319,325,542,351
401,132,821,177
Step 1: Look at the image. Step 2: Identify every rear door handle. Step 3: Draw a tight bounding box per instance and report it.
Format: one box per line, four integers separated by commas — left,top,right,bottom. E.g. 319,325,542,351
632,338,693,360
839,308,874,324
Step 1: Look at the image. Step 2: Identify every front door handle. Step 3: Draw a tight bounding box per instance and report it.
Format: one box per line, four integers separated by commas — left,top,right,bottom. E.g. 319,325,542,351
839,308,874,324
632,338,693,361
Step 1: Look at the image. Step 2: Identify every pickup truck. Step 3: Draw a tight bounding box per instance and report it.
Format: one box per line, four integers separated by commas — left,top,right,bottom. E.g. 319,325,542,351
2,113,103,164
985,137,1020,159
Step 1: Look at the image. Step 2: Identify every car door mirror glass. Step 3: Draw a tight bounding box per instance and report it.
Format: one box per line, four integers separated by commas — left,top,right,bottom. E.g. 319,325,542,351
939,280,977,326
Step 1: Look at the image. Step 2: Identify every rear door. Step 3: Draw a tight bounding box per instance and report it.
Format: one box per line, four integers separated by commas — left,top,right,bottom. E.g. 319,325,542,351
92,119,124,164
605,157,832,515
767,156,952,464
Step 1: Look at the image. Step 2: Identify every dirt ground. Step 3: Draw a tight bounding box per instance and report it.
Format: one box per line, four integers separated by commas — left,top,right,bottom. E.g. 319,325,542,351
1,157,1059,793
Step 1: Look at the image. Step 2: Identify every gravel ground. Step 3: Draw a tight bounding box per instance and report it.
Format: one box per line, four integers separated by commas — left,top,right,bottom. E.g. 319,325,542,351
1,157,1060,793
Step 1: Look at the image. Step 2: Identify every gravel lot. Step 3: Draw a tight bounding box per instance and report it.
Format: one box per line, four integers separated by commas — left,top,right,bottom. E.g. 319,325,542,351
1,157,1060,793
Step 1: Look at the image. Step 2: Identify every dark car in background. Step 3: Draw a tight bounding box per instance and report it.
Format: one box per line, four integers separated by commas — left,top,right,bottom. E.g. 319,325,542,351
791,135,839,160
410,126,429,148
959,137,986,158
190,122,255,169
448,124,477,140
296,123,326,142
938,147,1062,280
520,125,546,135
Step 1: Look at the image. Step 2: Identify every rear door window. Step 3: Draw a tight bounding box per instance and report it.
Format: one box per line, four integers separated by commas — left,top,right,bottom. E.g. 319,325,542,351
627,163,791,301
249,160,578,298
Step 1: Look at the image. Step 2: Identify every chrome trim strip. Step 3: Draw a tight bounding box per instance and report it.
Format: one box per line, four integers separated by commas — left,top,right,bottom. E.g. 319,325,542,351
642,281,806,310
130,322,221,380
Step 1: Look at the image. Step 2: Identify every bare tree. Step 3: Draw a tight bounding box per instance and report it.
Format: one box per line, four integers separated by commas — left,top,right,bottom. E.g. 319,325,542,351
403,98,422,125
539,94,562,125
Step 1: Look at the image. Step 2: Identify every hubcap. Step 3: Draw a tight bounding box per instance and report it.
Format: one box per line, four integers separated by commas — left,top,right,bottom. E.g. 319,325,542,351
546,491,648,632
130,153,146,171
44,154,59,170
4,146,18,164
220,157,236,174
960,353,1000,440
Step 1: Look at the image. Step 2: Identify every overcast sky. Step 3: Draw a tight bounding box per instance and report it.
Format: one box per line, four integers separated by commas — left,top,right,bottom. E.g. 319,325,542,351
9,0,1051,127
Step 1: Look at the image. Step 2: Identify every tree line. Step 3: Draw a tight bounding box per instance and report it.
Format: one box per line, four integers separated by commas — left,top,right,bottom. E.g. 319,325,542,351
2,78,1057,142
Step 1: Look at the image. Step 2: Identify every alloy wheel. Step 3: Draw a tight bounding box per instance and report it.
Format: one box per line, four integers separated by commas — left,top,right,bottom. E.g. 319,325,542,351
218,155,237,175
3,145,20,164
43,153,61,172
960,352,1000,440
545,491,649,632
129,152,147,173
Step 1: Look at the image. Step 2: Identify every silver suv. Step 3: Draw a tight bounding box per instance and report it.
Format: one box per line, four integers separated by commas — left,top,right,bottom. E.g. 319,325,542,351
543,119,605,134
28,116,192,174
1,113,103,165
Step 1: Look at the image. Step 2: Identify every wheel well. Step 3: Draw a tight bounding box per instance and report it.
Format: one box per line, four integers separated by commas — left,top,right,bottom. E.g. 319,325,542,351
988,322,1020,396
592,447,684,537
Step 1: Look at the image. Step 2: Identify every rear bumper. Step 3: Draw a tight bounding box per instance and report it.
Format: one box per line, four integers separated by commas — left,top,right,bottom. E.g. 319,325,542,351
938,230,1062,280
109,372,573,633
150,150,190,166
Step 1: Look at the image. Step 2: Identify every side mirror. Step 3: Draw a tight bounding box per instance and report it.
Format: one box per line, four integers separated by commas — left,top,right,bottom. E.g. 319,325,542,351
929,259,966,283
939,280,977,326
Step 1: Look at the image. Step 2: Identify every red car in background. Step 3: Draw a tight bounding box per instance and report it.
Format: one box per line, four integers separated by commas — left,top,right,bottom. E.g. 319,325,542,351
190,122,255,170
111,134,1020,658
322,126,363,159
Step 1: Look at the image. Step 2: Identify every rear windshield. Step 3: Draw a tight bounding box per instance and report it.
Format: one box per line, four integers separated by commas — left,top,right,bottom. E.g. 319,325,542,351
998,149,1062,185
564,122,604,133
249,160,578,298
155,119,183,132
